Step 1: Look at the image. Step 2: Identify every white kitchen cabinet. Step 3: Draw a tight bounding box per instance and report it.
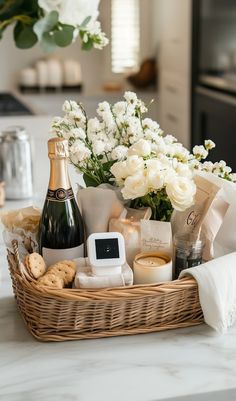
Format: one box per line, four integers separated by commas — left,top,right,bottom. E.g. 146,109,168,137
157,0,192,148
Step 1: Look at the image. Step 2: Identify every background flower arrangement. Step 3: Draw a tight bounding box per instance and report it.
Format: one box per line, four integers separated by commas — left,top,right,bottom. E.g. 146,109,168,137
51,92,236,221
0,0,108,52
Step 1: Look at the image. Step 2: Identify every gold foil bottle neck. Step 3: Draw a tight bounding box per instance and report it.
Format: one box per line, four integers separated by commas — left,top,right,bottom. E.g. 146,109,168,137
48,137,69,159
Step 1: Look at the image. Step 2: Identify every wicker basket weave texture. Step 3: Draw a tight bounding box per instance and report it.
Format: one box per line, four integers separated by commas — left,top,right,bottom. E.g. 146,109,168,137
7,242,204,342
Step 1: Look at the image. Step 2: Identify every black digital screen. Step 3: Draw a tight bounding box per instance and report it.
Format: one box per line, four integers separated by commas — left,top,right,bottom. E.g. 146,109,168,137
95,238,120,259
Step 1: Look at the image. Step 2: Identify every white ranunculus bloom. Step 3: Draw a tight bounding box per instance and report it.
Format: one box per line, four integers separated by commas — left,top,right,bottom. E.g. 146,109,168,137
165,176,196,211
126,155,144,175
122,172,148,200
128,139,151,157
39,0,100,27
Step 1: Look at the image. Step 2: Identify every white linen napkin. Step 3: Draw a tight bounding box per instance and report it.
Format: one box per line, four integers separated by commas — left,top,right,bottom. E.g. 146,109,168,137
179,252,236,333
74,257,133,289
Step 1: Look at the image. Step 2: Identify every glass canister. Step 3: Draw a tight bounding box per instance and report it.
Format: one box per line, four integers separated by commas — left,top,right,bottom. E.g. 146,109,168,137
0,126,33,199
173,233,205,279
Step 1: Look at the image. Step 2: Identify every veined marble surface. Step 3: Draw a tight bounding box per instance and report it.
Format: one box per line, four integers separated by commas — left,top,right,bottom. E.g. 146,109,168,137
0,116,236,401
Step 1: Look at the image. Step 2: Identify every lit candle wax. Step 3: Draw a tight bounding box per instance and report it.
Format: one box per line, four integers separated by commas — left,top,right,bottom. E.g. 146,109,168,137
133,252,173,284
109,218,140,267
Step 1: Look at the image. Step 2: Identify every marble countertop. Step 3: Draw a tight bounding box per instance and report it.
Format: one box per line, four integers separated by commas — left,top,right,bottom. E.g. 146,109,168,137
1,116,236,401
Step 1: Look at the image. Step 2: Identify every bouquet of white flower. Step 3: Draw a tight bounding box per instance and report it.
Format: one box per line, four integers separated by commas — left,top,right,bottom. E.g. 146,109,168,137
52,92,235,221
0,0,108,52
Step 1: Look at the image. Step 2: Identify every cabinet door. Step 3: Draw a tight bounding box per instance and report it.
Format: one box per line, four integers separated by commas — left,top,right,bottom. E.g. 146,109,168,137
193,88,236,171
161,0,192,42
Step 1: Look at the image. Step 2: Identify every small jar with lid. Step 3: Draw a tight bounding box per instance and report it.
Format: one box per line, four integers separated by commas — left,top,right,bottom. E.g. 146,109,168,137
173,233,205,279
0,126,33,199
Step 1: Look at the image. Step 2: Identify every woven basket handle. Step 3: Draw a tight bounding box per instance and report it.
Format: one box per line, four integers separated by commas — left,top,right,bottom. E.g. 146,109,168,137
11,239,33,280
12,240,21,267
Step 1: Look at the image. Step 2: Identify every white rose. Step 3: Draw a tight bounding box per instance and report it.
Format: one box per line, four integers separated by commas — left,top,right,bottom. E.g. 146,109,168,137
128,139,151,157
39,0,100,27
166,176,196,211
110,161,129,182
111,145,128,161
146,168,164,191
126,155,144,175
122,172,148,200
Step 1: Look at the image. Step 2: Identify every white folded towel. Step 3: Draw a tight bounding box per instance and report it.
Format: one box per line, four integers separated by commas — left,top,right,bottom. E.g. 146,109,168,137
74,257,133,289
179,252,236,333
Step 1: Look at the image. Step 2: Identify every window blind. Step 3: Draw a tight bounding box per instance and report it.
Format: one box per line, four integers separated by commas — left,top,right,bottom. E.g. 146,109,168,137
111,0,140,73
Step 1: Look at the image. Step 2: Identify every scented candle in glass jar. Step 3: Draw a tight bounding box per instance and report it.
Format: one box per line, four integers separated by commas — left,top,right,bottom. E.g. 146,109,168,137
173,233,205,279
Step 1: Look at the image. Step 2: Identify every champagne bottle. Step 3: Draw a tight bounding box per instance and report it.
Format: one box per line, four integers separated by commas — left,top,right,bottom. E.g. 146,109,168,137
39,137,84,265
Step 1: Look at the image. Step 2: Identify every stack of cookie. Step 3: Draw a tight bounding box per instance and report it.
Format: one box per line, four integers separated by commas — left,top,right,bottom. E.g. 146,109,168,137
24,252,77,289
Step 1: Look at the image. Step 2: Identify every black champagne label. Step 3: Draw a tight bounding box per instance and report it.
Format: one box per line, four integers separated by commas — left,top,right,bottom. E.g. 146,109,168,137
46,187,74,202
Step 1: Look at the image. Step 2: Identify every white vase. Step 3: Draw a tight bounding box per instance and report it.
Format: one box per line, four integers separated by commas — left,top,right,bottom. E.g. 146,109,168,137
77,184,124,237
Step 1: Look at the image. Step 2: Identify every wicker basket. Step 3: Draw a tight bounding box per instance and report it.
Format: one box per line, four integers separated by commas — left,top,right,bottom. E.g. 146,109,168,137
7,241,204,342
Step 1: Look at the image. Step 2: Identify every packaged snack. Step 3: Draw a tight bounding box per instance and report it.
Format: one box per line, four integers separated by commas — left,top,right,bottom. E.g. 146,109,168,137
171,175,229,260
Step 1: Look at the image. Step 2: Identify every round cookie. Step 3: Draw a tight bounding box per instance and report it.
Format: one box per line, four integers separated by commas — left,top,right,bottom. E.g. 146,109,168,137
59,260,77,272
24,252,46,279
37,273,64,289
48,263,75,286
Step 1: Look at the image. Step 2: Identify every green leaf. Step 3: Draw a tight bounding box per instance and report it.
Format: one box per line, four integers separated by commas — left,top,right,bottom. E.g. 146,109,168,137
80,15,91,28
14,21,37,48
54,24,74,47
21,0,38,15
82,37,93,50
40,31,57,53
33,10,58,41
0,0,24,20
83,173,99,187
102,160,115,172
